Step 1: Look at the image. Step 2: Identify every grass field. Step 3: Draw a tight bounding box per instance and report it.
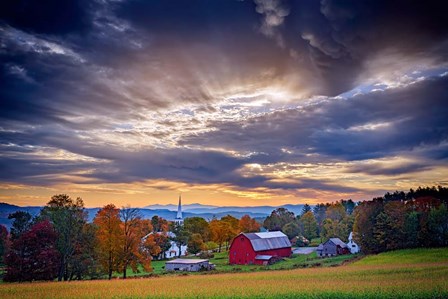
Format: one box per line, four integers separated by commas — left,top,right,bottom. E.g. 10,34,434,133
1,248,447,298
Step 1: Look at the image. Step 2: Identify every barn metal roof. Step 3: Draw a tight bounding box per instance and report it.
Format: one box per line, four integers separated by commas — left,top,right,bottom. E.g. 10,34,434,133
255,255,273,260
328,238,348,248
166,259,208,264
243,231,291,251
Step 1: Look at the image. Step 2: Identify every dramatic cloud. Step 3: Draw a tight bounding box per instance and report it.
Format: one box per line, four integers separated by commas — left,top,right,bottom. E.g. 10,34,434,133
0,0,447,206
181,75,448,161
295,0,448,94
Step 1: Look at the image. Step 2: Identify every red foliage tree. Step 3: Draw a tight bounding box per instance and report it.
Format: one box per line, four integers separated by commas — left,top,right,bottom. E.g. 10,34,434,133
4,220,60,282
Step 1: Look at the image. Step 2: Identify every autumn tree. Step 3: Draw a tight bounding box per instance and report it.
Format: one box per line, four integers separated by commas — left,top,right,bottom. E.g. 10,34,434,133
326,202,346,222
209,219,229,252
120,206,152,279
4,220,59,282
153,233,171,259
40,194,87,281
239,215,261,233
374,201,409,251
187,233,206,254
263,208,296,231
300,211,318,241
353,199,384,253
94,204,123,280
221,215,240,249
143,233,162,258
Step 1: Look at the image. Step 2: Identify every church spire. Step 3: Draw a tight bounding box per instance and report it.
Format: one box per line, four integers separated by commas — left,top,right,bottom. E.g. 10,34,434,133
175,194,183,224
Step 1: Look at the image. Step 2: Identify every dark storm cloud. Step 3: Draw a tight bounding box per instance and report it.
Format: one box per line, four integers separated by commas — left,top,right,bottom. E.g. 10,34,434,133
0,0,294,128
0,0,93,35
290,0,448,94
181,75,448,164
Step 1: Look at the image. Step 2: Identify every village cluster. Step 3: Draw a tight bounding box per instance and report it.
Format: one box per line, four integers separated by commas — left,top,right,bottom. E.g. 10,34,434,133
163,198,360,272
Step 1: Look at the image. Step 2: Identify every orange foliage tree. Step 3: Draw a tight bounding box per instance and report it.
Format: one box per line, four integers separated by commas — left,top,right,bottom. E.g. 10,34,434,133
142,233,162,258
120,207,152,278
221,215,240,250
239,215,261,233
93,204,123,280
209,219,229,253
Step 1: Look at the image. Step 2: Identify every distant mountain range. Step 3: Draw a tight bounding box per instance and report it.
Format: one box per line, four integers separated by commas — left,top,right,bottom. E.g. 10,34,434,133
0,202,305,230
144,203,306,215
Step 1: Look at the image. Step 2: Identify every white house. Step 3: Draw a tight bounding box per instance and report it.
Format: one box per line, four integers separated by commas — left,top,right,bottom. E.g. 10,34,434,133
347,232,360,254
165,231,187,258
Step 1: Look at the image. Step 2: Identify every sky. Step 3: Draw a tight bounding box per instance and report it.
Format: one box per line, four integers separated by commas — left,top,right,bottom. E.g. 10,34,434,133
1,0,448,208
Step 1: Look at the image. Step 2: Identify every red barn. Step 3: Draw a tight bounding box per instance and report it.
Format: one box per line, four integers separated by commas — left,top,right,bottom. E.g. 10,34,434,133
229,231,292,265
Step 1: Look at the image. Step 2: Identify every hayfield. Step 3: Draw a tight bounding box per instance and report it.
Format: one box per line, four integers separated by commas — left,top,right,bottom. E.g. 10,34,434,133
1,248,447,298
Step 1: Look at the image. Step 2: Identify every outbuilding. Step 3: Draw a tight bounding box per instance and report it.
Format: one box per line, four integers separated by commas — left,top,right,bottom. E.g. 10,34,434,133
347,232,360,254
229,231,292,265
165,259,214,272
317,238,349,257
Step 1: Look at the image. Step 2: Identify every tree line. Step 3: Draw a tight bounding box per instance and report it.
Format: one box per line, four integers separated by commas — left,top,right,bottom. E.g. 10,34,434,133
263,186,448,253
263,199,355,245
0,195,260,282
353,186,448,253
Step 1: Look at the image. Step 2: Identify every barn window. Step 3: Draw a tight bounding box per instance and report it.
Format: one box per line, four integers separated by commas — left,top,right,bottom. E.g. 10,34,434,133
233,252,236,255
241,237,244,242
352,245,356,248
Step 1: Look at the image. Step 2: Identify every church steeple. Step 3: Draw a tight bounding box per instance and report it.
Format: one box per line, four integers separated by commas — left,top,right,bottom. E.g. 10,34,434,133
175,194,183,225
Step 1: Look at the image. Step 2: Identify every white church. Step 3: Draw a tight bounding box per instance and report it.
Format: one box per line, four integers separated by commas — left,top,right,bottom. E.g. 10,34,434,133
144,195,187,258
166,195,187,257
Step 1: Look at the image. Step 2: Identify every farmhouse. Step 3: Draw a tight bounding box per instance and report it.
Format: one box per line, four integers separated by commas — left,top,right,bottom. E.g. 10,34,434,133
229,231,292,265
165,259,214,272
316,238,349,257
